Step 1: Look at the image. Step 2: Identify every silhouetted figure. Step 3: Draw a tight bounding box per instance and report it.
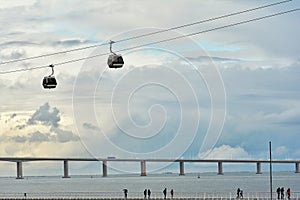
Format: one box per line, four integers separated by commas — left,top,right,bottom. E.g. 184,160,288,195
237,188,241,198
144,189,147,199
281,187,284,199
170,189,174,199
240,190,243,199
148,189,151,199
123,189,128,199
277,187,281,199
287,188,291,200
163,188,167,199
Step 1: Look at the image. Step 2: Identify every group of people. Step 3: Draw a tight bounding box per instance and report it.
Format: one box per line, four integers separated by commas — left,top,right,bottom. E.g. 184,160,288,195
123,188,174,199
143,189,151,199
144,188,174,199
162,188,174,199
236,188,244,199
277,187,291,199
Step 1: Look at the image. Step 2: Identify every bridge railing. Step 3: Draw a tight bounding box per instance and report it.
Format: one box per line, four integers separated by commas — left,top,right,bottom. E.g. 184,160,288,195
0,191,299,199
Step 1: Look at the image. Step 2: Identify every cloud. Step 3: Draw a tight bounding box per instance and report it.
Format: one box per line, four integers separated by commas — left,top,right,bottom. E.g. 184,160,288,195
83,122,101,132
186,55,241,63
28,102,60,127
200,145,250,159
50,127,79,143
274,146,288,157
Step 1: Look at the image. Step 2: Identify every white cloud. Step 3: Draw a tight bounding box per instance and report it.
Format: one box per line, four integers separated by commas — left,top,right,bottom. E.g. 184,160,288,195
199,145,250,159
0,103,83,157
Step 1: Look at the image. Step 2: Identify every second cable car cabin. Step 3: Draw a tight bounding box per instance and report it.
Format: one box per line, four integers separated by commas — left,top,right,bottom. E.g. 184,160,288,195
42,76,57,89
107,40,124,68
42,64,57,89
107,54,124,68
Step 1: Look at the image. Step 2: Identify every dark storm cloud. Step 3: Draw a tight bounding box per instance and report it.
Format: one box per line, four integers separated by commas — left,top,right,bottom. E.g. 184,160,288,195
28,102,60,127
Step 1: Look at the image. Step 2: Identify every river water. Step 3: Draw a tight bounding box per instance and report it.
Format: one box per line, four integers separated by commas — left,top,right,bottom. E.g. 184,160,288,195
0,172,298,199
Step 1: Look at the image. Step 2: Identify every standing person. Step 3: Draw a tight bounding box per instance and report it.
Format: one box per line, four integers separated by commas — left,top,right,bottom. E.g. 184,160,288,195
240,190,243,199
287,188,291,200
237,188,241,198
280,187,284,199
170,189,174,199
144,189,147,199
163,188,167,199
148,189,151,199
123,189,128,199
277,187,281,199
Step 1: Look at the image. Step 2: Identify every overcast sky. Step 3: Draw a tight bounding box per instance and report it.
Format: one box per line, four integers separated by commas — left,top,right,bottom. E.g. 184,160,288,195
0,0,300,175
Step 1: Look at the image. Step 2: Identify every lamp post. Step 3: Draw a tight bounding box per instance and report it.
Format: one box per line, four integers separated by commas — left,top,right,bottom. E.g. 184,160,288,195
269,141,273,200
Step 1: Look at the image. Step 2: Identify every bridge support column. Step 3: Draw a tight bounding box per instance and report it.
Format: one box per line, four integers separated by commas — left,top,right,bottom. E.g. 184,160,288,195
295,162,300,173
103,160,108,177
16,161,23,179
256,162,262,174
179,161,185,176
218,162,223,175
63,160,70,178
141,160,146,176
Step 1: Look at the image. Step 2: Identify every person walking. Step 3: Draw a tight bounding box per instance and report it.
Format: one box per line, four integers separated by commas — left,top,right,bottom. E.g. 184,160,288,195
170,189,174,199
287,188,291,200
163,188,167,199
148,189,151,199
277,187,281,199
280,187,284,199
123,189,128,199
144,189,147,199
240,190,243,199
237,188,241,198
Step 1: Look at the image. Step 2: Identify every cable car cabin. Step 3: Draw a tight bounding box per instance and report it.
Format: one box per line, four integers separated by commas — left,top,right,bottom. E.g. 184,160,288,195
107,54,124,68
42,76,57,89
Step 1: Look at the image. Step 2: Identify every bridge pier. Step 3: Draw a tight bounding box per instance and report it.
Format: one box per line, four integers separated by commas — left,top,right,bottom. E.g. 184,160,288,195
141,160,146,176
218,161,223,175
102,160,108,177
16,161,23,179
295,162,300,173
63,160,70,178
179,161,185,175
256,162,262,174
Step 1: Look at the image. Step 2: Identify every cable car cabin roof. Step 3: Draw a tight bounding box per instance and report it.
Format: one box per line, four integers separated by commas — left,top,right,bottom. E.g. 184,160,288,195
42,76,57,89
107,54,124,68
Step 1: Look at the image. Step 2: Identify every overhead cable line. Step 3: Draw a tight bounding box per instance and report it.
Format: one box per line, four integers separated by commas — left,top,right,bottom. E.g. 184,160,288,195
0,8,299,75
0,0,293,66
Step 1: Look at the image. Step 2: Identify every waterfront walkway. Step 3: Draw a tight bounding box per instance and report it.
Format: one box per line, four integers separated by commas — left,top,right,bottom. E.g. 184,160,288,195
0,192,299,200
0,198,299,200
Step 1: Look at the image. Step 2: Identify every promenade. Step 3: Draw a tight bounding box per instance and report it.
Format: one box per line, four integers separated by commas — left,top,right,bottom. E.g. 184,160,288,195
0,192,299,200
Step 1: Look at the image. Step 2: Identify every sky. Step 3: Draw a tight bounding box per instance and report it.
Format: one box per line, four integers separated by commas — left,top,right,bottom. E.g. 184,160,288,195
0,0,300,176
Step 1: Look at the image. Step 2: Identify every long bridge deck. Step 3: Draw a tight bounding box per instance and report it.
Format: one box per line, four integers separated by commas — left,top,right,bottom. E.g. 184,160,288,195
0,157,299,178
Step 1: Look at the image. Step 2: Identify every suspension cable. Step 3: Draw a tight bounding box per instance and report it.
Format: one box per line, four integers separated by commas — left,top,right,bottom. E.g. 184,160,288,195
0,0,293,66
0,8,299,75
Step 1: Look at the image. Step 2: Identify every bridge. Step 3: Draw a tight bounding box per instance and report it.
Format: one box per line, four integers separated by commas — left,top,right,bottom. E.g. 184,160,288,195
0,157,299,179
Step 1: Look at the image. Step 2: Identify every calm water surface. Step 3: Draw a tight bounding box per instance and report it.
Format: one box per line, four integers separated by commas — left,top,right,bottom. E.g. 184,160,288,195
0,172,298,194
